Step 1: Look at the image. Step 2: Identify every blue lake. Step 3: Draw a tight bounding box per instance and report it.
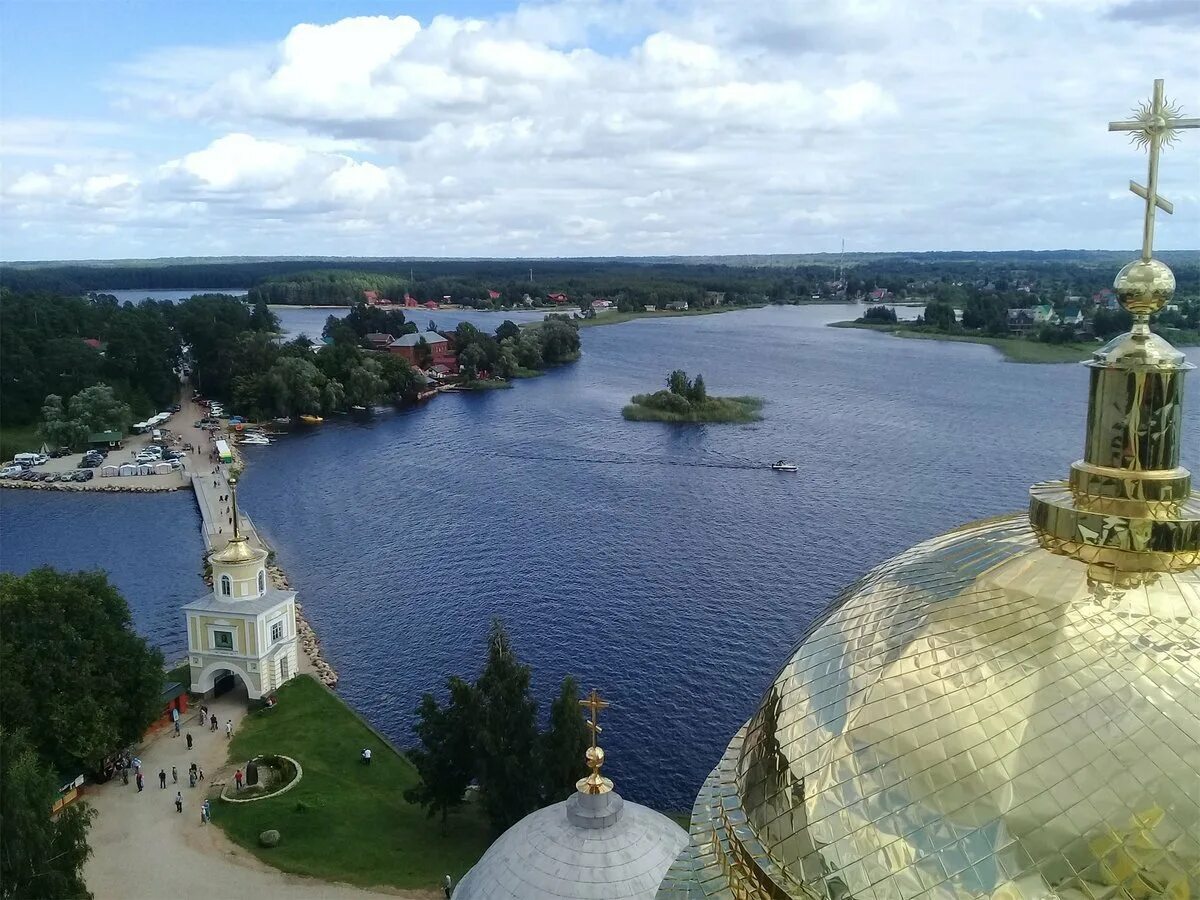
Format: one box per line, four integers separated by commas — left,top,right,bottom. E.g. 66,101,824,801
4,303,1196,810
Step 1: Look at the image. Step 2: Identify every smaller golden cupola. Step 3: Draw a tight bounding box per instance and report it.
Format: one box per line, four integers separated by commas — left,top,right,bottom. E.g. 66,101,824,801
209,476,269,599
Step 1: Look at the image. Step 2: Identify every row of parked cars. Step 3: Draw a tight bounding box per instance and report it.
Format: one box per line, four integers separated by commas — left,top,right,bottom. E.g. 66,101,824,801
1,468,94,483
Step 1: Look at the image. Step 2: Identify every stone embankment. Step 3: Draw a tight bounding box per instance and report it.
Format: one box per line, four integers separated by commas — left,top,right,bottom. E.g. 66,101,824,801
267,564,338,689
0,480,185,493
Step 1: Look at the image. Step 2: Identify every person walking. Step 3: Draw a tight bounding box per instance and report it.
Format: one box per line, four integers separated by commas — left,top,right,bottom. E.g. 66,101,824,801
189,769,196,788
198,765,205,782
173,719,180,738
186,732,193,750
443,874,453,898
136,772,144,792
210,714,218,731
225,719,233,739
158,769,167,789
201,799,211,825
175,791,183,814
171,766,178,784
234,769,243,791
122,765,129,786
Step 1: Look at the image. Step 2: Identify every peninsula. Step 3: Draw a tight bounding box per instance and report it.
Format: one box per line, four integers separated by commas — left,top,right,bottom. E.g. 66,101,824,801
623,370,763,424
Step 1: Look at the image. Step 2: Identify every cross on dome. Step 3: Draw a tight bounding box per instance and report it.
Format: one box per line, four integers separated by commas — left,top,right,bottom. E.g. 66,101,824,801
1108,78,1199,261
577,688,612,795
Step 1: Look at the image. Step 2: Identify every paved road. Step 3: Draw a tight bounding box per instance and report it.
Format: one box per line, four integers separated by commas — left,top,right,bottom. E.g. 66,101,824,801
83,691,424,900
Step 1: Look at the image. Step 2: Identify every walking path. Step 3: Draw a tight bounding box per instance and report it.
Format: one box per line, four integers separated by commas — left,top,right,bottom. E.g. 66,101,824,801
82,692,419,900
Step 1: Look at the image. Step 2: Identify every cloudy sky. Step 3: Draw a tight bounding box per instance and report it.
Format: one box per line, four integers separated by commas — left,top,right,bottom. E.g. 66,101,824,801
1,0,1197,260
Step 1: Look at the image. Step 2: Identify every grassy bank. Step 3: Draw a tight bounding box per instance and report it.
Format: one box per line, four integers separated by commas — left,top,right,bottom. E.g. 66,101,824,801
830,321,1098,363
623,395,764,423
0,423,42,461
575,305,765,328
214,676,490,891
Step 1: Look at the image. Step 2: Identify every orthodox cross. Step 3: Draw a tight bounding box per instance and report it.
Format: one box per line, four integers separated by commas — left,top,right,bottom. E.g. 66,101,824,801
579,688,609,773
1108,78,1199,261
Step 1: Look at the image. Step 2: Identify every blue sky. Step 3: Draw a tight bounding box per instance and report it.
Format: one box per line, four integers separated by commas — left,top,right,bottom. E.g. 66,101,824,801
1,0,1197,260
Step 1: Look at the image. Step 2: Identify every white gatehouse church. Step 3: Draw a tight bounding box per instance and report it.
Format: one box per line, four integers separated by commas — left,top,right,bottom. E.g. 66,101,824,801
182,479,299,699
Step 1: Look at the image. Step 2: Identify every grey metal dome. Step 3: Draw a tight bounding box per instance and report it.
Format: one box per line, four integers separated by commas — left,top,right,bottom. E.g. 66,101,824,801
454,788,688,900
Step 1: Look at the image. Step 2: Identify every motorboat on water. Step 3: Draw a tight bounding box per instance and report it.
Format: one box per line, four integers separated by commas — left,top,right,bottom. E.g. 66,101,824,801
239,434,272,446
770,460,798,472
299,414,324,425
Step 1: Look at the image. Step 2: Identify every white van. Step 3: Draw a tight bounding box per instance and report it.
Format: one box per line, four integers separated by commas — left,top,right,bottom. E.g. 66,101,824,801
14,453,40,466
0,465,22,478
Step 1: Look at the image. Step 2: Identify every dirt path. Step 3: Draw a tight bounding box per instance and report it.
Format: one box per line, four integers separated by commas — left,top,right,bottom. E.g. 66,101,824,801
83,692,432,900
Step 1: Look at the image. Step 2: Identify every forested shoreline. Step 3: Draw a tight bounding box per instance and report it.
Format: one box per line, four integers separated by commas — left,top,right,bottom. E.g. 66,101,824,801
4,252,1195,310
0,289,582,453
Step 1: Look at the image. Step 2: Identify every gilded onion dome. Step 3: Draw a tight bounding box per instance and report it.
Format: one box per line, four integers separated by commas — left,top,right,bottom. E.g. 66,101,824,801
657,81,1200,900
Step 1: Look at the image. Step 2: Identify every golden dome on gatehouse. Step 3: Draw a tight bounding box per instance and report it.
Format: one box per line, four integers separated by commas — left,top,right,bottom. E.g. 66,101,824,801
656,80,1200,900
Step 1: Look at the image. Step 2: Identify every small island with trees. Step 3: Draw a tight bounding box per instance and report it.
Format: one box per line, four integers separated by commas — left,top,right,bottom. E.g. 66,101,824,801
623,370,763,423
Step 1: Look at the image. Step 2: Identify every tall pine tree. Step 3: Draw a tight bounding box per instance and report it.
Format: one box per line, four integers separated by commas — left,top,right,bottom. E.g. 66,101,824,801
539,675,590,803
403,677,477,831
474,620,541,833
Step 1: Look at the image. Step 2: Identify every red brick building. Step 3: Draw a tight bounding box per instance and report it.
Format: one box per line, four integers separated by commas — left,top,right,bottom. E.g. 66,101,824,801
388,332,457,372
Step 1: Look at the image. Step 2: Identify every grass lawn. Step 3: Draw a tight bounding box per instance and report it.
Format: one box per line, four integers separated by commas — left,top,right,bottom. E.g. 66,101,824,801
214,676,491,891
829,321,1097,363
0,423,43,461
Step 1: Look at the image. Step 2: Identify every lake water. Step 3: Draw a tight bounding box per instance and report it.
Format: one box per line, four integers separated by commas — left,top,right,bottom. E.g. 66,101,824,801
4,303,1196,810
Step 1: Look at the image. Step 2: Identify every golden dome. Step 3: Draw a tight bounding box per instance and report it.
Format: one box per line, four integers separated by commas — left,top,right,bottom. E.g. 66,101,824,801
659,515,1199,899
209,535,266,566
658,82,1200,900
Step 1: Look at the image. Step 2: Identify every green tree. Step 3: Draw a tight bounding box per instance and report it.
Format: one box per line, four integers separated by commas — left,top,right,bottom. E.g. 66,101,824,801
539,676,590,804
403,677,478,831
458,344,489,381
668,369,690,396
343,358,387,407
495,320,521,343
0,569,164,776
267,357,324,417
65,384,131,434
475,620,541,834
688,373,707,404
923,301,956,331
536,317,580,364
513,331,543,370
0,728,95,900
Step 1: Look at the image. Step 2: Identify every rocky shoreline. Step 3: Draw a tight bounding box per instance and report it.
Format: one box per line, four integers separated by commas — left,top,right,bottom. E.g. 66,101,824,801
267,564,339,688
0,480,185,493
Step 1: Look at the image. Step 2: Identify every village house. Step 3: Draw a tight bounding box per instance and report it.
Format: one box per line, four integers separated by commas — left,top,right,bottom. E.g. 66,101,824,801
487,289,502,301
1007,308,1038,335
404,293,418,307
705,291,726,305
547,292,569,304
388,331,458,372
1059,306,1084,326
868,288,892,302
666,300,689,311
364,332,394,350
591,298,614,312
363,290,389,305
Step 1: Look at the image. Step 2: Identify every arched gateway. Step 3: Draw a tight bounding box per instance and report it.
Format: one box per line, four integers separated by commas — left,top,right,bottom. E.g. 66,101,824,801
182,478,299,700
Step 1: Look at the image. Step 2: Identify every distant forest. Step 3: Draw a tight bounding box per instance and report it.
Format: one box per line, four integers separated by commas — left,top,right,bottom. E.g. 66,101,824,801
1,251,1196,307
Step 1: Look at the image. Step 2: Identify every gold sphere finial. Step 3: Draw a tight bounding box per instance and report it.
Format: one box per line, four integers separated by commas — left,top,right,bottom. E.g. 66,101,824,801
1113,257,1175,319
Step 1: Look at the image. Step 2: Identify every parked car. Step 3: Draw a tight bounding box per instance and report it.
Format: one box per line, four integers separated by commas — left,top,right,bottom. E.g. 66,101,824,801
0,466,22,478
170,404,181,412
77,470,94,482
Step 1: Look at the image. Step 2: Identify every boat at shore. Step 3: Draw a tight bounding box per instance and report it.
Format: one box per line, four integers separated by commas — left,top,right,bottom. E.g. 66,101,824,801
770,460,798,472
239,434,272,446
299,415,324,425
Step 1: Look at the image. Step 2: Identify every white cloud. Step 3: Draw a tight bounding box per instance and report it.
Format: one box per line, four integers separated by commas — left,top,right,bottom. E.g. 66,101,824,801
3,0,1199,258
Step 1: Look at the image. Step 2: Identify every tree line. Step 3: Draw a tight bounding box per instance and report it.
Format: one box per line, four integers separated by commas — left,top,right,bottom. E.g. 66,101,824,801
404,621,591,834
